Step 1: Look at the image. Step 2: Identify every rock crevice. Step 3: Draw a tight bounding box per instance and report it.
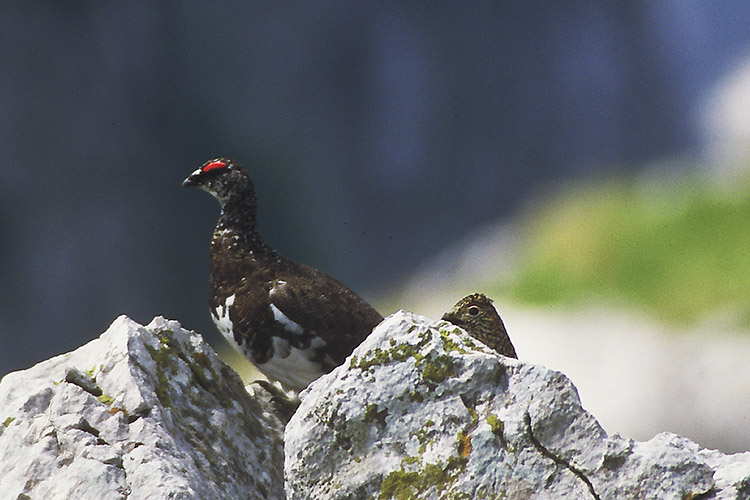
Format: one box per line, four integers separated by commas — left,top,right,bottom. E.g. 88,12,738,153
525,411,600,500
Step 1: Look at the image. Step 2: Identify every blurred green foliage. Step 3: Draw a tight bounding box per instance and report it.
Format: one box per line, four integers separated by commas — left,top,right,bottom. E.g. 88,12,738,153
506,172,750,326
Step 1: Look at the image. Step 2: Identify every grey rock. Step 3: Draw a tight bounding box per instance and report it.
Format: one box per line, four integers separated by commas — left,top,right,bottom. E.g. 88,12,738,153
285,310,750,500
0,315,285,500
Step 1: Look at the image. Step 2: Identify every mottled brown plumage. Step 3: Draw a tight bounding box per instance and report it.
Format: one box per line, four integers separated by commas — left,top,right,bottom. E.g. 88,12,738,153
442,293,517,358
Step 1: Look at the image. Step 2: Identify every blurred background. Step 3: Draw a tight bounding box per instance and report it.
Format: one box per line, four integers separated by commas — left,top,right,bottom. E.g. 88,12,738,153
2,2,750,453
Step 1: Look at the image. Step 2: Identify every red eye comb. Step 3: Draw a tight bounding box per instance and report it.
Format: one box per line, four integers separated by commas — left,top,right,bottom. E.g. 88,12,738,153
203,160,228,172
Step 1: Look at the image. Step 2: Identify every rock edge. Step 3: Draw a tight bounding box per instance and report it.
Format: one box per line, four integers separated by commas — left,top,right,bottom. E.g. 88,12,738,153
284,310,750,500
0,315,285,500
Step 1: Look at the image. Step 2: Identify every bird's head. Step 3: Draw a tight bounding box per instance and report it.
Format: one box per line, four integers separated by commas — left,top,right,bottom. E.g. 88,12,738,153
182,158,256,208
442,293,501,331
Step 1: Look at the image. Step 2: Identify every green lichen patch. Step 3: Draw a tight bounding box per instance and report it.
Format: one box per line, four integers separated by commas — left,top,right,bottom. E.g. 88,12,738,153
415,420,439,454
144,342,177,409
187,350,217,395
97,393,114,405
421,354,455,384
355,343,424,372
363,403,388,425
362,403,378,422
309,394,383,463
401,388,424,403
351,328,458,387
468,407,479,426
485,411,512,451
415,424,433,445
438,330,470,355
190,350,213,372
440,328,490,356
3,416,15,427
156,329,175,350
311,394,338,427
355,347,393,371
353,328,434,373
378,455,469,500
144,328,230,410
487,414,504,437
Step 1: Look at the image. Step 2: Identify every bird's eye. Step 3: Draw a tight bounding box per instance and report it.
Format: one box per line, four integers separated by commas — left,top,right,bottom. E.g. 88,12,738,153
468,306,480,316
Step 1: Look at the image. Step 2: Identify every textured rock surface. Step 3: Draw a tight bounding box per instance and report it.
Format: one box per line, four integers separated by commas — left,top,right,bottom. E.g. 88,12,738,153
0,316,284,500
285,310,750,500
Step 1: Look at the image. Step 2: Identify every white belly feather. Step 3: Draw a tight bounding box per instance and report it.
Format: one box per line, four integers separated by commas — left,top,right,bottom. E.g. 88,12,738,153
212,293,235,345
212,294,333,390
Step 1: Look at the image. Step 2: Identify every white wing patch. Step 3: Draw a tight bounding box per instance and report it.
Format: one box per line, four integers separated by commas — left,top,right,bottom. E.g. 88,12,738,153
212,293,236,345
212,289,336,390
269,303,305,335
263,300,335,389
259,336,333,390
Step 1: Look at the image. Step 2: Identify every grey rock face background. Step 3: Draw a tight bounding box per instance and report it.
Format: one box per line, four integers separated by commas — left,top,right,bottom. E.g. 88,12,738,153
0,316,285,500
3,2,750,376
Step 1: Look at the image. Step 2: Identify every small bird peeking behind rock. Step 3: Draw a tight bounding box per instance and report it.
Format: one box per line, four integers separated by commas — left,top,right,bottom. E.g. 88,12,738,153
183,158,384,393
442,293,517,358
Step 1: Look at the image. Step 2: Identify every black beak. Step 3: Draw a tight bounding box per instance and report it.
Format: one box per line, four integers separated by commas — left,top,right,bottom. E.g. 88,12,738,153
182,173,198,188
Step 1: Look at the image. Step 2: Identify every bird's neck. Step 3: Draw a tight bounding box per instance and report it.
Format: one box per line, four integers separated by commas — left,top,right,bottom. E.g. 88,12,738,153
212,201,277,259
217,196,258,235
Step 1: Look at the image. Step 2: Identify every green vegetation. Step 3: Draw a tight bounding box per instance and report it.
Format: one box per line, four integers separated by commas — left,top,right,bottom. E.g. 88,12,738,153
503,173,750,326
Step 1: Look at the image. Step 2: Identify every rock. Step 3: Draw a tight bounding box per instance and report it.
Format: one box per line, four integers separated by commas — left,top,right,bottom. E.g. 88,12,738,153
285,310,750,500
0,315,285,500
5,310,749,499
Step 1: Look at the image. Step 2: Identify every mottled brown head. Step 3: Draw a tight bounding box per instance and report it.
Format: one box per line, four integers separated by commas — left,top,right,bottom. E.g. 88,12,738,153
442,293,517,358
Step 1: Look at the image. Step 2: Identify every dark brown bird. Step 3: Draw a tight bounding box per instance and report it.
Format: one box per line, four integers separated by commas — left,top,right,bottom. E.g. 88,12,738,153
183,158,383,392
442,293,517,358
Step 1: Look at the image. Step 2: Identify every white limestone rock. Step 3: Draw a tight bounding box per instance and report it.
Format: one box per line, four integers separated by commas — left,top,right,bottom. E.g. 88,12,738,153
285,310,750,500
0,315,285,500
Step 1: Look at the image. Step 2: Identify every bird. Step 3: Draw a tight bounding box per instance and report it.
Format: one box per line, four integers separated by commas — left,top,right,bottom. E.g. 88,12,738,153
183,158,384,392
441,293,517,358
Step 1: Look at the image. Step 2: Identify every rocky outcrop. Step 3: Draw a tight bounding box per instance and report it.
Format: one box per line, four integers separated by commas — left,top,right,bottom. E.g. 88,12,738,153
3,311,749,499
285,311,750,500
0,316,284,500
